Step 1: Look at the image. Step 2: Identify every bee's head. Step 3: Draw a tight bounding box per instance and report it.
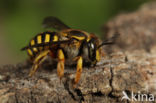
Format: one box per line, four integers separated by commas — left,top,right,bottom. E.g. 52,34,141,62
86,38,99,66
84,33,118,66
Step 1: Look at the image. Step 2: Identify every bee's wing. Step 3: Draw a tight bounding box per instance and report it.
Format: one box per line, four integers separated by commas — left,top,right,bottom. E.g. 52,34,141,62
42,16,70,30
21,40,72,51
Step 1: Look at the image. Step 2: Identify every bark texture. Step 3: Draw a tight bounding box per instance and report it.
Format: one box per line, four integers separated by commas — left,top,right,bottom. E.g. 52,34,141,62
0,2,156,103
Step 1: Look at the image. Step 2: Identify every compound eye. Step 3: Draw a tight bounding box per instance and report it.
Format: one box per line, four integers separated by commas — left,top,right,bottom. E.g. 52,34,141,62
88,42,96,61
90,43,94,49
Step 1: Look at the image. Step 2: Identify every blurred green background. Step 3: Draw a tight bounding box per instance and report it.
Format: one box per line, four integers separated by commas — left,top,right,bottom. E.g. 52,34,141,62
0,0,150,64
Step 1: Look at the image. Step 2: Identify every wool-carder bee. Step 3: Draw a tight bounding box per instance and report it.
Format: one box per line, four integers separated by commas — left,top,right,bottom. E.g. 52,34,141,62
21,17,115,87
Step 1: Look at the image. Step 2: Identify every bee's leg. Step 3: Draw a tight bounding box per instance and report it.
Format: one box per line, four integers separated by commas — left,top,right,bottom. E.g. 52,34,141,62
74,56,83,87
29,50,50,77
57,49,65,79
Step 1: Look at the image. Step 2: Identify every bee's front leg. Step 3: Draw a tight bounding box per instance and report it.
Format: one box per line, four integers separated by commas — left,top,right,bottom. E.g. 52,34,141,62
74,56,83,87
57,49,65,80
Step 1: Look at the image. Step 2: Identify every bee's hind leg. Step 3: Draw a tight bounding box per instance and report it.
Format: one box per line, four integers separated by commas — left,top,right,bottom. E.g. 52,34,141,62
57,49,65,80
29,50,50,77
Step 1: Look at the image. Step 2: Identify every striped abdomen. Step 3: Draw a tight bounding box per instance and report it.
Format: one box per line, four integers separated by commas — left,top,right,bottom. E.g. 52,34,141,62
26,31,58,57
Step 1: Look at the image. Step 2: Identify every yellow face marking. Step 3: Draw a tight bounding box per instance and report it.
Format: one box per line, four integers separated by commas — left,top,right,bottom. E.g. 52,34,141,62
96,50,100,62
27,49,33,56
45,34,50,43
30,40,35,46
37,35,42,44
71,36,85,40
53,35,58,42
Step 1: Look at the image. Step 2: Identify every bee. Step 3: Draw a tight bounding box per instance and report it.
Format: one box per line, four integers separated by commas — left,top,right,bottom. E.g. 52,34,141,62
21,17,115,87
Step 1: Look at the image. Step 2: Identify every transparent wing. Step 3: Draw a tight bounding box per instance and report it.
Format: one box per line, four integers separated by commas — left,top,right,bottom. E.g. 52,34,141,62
42,16,70,30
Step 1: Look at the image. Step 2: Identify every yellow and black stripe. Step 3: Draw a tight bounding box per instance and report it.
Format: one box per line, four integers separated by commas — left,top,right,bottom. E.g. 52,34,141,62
67,30,88,41
25,31,59,57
